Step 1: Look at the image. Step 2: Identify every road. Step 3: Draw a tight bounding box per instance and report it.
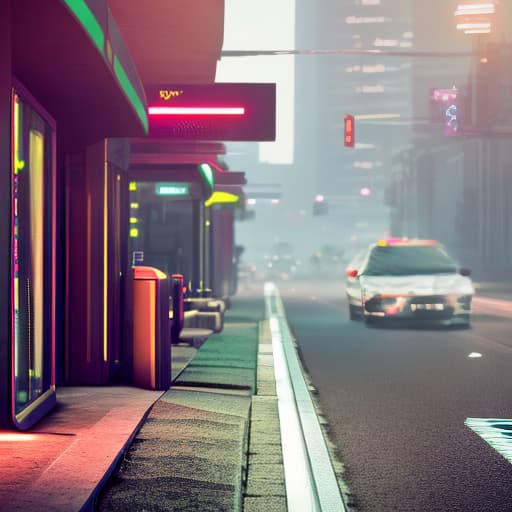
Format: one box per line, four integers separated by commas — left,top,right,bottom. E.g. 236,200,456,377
277,278,512,512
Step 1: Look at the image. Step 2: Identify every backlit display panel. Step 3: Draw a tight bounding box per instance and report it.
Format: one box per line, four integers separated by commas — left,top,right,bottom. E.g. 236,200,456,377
146,83,276,141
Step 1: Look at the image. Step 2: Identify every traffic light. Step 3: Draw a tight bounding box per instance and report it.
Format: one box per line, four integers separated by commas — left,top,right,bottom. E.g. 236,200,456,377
344,114,355,147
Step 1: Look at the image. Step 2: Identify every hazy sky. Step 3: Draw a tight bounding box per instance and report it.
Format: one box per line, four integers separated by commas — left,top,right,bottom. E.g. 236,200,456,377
217,0,295,164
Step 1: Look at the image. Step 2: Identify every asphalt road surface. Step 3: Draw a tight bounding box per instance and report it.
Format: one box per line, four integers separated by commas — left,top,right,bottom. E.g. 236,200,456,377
278,278,512,512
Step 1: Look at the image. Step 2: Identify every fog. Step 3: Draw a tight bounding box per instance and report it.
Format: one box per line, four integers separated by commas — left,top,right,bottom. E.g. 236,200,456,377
218,0,512,283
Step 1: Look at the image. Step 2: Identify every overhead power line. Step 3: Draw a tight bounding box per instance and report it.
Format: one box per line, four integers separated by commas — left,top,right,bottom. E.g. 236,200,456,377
221,49,474,58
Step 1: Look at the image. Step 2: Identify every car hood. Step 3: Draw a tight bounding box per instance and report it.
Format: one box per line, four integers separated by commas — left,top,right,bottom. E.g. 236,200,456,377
359,273,474,296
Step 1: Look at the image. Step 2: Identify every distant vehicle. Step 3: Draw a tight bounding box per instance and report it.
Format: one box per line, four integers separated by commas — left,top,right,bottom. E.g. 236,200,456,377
265,242,298,281
345,239,474,328
309,244,345,275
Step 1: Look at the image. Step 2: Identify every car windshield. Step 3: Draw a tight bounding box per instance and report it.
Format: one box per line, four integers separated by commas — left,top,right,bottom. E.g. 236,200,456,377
360,245,458,276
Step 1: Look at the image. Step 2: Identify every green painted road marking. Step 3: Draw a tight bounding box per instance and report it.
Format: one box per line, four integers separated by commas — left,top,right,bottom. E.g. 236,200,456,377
465,418,512,463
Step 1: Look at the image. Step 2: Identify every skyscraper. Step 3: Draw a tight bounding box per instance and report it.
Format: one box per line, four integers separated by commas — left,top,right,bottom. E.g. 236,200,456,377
295,0,414,253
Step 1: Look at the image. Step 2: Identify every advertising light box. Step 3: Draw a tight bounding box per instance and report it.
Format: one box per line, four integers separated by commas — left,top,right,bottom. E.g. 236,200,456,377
146,83,276,141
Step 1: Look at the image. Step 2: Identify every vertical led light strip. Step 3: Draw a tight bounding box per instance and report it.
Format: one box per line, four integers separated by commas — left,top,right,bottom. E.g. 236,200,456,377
103,151,108,362
114,174,121,363
149,281,156,389
12,96,20,389
12,102,20,317
29,130,44,387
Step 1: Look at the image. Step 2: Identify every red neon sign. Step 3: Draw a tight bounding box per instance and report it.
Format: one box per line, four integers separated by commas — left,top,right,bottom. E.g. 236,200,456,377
344,114,355,147
145,83,275,141
148,106,245,116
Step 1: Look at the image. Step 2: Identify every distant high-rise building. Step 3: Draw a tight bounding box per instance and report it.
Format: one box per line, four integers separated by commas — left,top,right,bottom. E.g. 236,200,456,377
295,0,414,248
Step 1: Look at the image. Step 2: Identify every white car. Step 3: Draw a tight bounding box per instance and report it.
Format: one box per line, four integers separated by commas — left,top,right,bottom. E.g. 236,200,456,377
345,239,474,328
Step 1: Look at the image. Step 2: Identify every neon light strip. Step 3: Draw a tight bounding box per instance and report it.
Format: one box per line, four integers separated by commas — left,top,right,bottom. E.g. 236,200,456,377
198,163,215,190
62,0,104,54
113,56,149,133
148,107,245,116
63,1,148,133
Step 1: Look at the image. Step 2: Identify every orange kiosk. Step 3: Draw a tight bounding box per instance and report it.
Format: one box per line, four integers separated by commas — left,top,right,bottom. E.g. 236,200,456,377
133,266,171,390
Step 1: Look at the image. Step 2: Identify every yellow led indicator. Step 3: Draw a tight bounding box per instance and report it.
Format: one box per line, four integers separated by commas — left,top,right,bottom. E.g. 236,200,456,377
130,217,138,224
130,228,139,238
15,159,25,173
129,182,137,191
130,202,139,209
13,97,26,174
204,191,240,207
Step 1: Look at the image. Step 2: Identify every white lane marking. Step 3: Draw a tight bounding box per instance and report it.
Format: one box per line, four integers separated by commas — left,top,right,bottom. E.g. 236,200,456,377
265,282,347,512
269,315,318,512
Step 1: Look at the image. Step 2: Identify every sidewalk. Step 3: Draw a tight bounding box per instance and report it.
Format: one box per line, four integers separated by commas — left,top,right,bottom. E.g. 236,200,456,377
0,294,286,512
98,295,273,512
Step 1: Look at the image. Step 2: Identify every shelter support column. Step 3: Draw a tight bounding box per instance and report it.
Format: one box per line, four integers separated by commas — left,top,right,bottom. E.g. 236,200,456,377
0,0,12,427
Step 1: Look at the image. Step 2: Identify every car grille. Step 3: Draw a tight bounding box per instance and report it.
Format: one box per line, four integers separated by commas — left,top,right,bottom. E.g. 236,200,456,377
410,295,447,305
365,295,455,318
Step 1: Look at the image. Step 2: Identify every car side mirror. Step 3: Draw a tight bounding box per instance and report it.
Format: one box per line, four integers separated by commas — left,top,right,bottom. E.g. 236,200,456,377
346,268,359,278
460,267,471,277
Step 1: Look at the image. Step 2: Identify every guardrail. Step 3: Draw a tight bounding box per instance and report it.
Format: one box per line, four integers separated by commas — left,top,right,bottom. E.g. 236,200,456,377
264,282,346,512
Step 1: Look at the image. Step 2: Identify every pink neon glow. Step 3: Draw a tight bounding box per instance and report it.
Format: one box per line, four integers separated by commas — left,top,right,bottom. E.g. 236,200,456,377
148,106,245,116
0,432,40,442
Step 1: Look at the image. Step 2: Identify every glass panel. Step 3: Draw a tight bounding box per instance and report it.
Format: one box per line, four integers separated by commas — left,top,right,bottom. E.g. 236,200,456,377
129,182,194,279
362,245,458,276
12,93,49,414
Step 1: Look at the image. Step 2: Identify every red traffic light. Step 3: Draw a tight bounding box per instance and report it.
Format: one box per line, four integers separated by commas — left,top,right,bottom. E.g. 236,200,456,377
344,114,355,147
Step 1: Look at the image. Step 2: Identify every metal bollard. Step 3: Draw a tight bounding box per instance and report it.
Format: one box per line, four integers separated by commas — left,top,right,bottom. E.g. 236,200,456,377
170,274,184,344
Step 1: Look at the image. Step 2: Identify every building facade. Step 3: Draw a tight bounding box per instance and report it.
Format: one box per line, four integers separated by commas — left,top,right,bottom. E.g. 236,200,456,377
294,0,414,256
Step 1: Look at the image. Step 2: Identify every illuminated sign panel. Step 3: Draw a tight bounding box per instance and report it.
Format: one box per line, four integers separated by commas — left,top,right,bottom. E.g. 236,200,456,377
146,83,276,141
430,88,465,136
155,183,190,196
